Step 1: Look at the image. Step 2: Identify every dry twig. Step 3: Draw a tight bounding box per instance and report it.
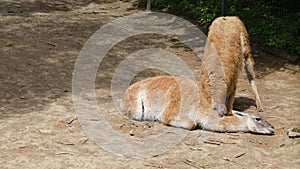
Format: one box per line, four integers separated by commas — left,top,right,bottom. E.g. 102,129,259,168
183,159,203,169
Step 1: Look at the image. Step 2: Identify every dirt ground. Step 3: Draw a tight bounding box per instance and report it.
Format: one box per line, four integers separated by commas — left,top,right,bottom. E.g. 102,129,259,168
0,0,299,168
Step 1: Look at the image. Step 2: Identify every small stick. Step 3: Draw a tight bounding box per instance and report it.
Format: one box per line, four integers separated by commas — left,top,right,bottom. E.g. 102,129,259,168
203,140,221,145
56,152,70,155
144,164,163,168
208,139,236,144
222,157,236,163
183,160,203,169
189,147,202,151
55,141,75,145
119,124,125,129
67,117,77,124
235,152,246,158
80,138,88,145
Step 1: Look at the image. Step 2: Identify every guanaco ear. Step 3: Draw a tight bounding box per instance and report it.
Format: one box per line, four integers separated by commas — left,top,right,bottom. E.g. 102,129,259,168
232,110,247,117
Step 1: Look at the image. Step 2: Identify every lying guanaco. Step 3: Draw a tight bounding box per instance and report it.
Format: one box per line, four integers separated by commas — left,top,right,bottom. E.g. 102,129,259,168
203,16,263,116
122,76,274,134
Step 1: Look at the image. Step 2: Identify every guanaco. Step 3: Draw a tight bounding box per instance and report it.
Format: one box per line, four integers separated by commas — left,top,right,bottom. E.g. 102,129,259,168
203,16,263,116
122,76,273,134
121,17,273,134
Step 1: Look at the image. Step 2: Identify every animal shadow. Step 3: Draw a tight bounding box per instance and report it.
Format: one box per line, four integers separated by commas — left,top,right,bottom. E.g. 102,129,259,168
233,97,257,112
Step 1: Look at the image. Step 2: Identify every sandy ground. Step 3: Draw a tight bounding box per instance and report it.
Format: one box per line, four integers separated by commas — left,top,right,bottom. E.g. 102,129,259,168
0,0,299,168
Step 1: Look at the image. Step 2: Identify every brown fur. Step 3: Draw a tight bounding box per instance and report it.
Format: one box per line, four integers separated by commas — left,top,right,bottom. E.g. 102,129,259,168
203,16,263,116
122,76,273,134
121,17,273,134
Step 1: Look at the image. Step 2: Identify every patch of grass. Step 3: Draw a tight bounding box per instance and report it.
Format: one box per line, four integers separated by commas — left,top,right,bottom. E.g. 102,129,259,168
139,0,300,55
291,128,300,133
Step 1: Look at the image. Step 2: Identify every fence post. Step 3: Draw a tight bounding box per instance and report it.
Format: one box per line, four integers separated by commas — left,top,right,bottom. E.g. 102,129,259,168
147,0,151,11
222,0,227,16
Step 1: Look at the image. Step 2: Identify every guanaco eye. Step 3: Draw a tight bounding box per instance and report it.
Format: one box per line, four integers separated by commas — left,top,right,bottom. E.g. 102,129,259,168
255,117,262,122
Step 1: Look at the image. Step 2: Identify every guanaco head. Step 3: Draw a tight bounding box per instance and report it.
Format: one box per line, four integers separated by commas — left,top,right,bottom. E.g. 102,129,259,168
233,110,275,135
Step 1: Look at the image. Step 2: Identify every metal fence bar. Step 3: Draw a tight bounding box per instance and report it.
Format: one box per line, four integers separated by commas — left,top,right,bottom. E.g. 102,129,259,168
147,0,151,11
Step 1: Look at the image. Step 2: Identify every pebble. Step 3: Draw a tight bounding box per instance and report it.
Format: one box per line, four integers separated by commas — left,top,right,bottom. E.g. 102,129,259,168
288,128,300,138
